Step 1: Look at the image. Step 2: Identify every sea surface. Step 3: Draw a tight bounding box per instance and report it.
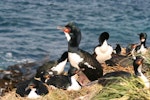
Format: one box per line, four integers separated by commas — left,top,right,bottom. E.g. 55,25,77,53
0,0,150,69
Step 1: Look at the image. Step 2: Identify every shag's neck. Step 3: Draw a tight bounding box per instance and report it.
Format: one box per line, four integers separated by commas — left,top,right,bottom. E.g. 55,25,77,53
136,65,150,89
141,41,146,47
68,45,79,53
131,47,136,60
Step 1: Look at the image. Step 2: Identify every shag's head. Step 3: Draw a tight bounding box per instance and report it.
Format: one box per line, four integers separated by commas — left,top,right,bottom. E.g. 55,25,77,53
42,71,54,82
133,56,144,76
138,33,147,42
99,32,109,44
58,22,81,47
35,69,55,83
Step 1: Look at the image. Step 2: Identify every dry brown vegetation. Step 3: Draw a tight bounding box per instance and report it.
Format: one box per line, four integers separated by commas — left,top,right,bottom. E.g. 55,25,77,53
0,83,102,100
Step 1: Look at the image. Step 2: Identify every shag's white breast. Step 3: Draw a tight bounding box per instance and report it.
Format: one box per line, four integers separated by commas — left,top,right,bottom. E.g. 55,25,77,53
68,53,83,69
95,41,113,63
67,75,81,91
27,88,41,99
51,59,67,74
137,44,147,54
138,65,150,89
64,32,71,41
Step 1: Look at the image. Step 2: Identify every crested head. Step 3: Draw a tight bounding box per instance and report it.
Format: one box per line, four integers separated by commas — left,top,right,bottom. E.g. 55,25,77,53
133,56,144,76
138,33,147,42
99,32,109,44
64,22,82,48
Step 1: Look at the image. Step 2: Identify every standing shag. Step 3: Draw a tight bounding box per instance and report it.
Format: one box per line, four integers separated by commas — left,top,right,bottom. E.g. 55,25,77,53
58,22,103,81
126,33,148,55
135,33,147,54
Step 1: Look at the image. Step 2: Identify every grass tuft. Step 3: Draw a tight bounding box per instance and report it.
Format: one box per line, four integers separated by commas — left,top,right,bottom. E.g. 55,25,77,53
93,77,150,100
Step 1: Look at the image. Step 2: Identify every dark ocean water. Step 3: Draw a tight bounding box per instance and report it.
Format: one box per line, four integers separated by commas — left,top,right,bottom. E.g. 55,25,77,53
0,0,150,69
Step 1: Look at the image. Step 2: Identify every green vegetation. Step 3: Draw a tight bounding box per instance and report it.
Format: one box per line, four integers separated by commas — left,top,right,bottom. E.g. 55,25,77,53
93,77,150,100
